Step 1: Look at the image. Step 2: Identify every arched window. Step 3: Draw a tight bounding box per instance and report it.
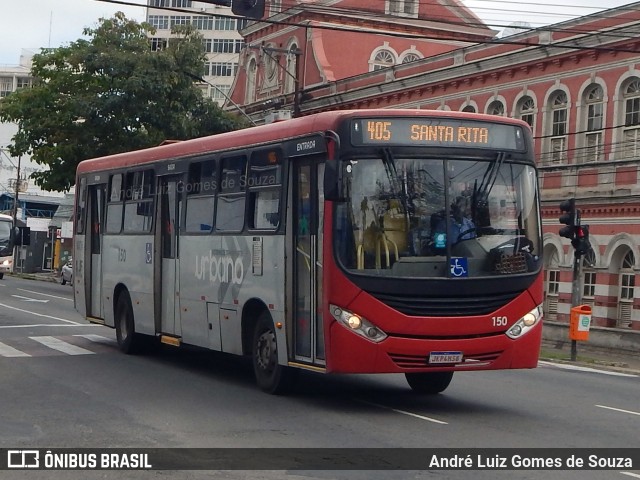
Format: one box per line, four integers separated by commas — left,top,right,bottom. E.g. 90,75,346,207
284,43,298,94
371,49,395,71
622,78,640,159
245,58,257,104
618,250,635,328
517,96,535,130
487,100,505,116
548,91,568,164
582,85,604,163
401,53,421,64
462,105,476,113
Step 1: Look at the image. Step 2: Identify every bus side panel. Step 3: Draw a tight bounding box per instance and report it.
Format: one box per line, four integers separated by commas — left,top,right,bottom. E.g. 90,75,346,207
177,234,286,357
74,235,87,319
101,234,155,334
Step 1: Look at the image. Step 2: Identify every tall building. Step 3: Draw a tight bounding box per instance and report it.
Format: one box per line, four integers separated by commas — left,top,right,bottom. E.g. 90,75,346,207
146,0,246,106
0,51,65,210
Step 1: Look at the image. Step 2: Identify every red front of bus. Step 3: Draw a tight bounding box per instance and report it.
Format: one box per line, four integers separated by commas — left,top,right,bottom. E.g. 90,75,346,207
321,116,543,375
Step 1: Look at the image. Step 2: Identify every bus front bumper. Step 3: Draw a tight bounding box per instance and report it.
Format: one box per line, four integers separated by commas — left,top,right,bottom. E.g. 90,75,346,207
326,320,542,374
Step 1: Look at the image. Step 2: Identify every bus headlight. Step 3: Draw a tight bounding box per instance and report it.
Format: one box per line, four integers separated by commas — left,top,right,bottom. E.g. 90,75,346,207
506,304,543,339
2,259,11,266
330,304,387,343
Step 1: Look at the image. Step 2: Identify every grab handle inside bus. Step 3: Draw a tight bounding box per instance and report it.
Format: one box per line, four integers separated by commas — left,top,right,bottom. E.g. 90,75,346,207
323,131,346,202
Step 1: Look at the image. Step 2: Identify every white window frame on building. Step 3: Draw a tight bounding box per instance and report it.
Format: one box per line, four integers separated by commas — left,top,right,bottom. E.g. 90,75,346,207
583,84,604,164
369,44,397,72
517,96,536,131
622,78,640,159
192,15,214,30
545,250,560,321
617,250,635,328
548,90,569,165
487,100,505,116
148,15,169,30
581,250,597,308
386,0,418,18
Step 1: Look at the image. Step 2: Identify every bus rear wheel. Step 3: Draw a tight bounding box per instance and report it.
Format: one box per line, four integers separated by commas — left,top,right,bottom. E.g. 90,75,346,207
252,312,295,394
405,371,453,394
115,291,142,354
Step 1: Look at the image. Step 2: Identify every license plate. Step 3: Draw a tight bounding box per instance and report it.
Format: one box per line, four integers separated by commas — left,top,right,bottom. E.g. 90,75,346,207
429,351,463,364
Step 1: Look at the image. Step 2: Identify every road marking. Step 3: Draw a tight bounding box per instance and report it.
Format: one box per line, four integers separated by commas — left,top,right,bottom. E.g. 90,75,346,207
17,288,73,302
595,405,640,417
0,301,82,325
0,341,31,357
621,473,640,478
355,399,448,425
11,294,48,303
30,336,94,355
74,334,115,345
538,361,638,377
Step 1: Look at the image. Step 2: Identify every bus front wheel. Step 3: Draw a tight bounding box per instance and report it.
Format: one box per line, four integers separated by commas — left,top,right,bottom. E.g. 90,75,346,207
252,312,295,394
405,371,453,394
115,291,142,354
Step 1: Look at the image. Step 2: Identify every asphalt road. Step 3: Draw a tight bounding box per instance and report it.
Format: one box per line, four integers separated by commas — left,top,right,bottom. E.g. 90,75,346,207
0,276,638,480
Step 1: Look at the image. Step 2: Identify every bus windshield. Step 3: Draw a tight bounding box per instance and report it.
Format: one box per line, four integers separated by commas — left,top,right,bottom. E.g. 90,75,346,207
335,154,541,278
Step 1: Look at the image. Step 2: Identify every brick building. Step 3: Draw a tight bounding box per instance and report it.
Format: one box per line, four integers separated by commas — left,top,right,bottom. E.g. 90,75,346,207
227,1,640,330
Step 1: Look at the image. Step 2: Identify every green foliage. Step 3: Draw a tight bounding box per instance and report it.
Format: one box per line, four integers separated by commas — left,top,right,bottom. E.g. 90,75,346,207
0,12,248,191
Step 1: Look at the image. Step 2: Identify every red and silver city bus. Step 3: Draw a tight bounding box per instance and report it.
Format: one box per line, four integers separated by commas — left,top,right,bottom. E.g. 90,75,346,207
74,109,543,394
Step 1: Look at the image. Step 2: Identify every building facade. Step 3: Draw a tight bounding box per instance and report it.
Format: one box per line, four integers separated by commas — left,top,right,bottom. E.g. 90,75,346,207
146,0,248,106
226,1,640,330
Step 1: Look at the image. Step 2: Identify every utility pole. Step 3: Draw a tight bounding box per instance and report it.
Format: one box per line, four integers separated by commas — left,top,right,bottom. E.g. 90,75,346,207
13,155,22,273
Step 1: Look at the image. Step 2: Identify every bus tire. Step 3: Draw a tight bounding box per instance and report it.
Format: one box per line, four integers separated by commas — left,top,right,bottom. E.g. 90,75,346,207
405,371,453,394
0,273,3,280
115,291,142,354
252,312,295,395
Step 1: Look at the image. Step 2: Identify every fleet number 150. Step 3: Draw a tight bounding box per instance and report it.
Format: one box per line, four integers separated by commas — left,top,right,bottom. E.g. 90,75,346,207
492,316,508,327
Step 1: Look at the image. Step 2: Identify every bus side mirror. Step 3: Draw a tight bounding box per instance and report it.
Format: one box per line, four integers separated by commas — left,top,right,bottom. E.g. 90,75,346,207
324,159,346,202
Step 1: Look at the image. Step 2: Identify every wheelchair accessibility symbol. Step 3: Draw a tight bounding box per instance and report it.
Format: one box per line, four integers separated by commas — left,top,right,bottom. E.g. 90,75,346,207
450,257,468,277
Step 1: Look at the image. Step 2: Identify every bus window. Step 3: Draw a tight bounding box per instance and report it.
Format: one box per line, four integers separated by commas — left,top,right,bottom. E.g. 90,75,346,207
106,174,123,233
216,155,247,232
123,169,154,232
76,176,87,234
185,159,216,233
248,149,282,230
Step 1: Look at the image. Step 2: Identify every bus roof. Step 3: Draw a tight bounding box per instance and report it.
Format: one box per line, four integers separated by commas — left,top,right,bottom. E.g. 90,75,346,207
76,109,530,175
0,213,13,222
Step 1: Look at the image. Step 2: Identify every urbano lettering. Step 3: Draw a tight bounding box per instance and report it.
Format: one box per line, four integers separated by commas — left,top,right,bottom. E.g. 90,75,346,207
195,251,244,285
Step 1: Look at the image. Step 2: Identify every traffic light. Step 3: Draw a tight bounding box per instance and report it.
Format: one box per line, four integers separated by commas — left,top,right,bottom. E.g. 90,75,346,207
573,225,591,256
559,198,576,240
232,0,265,18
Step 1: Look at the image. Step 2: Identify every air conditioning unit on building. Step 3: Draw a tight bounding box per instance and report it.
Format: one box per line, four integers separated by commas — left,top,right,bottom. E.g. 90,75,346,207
265,110,292,124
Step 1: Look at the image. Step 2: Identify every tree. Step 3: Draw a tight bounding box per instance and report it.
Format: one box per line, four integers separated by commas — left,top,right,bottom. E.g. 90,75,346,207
0,13,248,191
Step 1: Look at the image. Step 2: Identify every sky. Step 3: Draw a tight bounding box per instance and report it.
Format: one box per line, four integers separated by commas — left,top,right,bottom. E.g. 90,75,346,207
0,0,636,65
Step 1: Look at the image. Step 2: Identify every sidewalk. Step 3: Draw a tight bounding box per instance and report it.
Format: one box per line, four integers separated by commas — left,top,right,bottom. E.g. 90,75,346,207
540,340,640,375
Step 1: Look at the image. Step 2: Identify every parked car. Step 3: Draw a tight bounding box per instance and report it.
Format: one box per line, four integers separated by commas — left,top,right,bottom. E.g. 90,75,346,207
61,258,73,285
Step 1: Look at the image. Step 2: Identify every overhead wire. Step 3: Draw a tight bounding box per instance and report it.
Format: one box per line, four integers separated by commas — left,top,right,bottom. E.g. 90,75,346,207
100,0,640,54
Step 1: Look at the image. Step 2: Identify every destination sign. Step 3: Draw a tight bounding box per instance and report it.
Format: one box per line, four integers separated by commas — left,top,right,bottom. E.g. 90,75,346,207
351,118,526,151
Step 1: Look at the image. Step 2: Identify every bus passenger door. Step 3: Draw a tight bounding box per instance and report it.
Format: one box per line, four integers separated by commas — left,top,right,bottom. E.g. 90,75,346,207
293,161,325,364
87,184,106,319
158,176,181,337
